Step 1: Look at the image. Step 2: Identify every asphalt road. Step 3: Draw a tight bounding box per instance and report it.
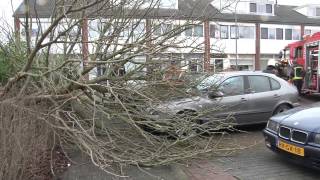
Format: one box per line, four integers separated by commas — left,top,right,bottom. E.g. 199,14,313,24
208,95,320,180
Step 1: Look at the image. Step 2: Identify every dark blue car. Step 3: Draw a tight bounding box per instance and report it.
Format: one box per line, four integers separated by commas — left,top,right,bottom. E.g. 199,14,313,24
263,103,320,169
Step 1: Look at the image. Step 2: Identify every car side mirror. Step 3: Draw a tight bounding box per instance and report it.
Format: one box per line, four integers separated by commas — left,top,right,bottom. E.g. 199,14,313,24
208,91,224,99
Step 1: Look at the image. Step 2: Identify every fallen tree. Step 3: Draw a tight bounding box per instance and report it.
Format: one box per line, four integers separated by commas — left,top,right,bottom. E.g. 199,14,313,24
0,0,240,179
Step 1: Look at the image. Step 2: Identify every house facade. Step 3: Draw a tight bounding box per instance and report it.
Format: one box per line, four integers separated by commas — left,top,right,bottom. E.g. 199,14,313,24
13,0,320,75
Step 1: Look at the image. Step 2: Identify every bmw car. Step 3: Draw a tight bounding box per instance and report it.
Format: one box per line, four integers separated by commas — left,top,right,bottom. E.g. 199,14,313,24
263,103,320,169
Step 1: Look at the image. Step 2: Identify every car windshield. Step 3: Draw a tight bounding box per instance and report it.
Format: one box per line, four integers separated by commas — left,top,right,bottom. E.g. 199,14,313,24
196,74,225,91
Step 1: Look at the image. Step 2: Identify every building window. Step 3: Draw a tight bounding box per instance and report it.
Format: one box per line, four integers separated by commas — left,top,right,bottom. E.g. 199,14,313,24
194,25,204,37
184,25,203,37
305,29,312,35
268,28,275,39
261,28,268,39
239,26,255,39
238,65,249,71
250,3,257,13
172,25,183,36
292,29,300,40
189,59,199,72
185,27,193,37
215,59,223,72
134,22,145,35
210,59,223,72
153,24,172,36
276,28,283,40
250,2,273,14
266,4,273,14
154,25,162,36
261,27,284,40
163,24,173,34
21,28,39,37
210,24,219,38
220,25,229,39
257,4,266,14
231,26,254,39
230,25,237,39
285,29,292,40
210,24,215,38
316,8,320,16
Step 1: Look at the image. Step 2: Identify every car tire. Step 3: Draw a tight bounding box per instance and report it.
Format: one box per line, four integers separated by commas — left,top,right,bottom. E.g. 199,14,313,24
273,104,292,115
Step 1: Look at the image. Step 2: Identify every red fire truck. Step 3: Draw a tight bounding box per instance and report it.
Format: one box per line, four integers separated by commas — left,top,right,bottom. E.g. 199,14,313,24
281,32,320,94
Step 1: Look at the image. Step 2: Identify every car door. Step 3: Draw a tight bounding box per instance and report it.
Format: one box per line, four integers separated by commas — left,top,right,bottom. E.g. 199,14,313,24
206,75,250,124
246,75,280,124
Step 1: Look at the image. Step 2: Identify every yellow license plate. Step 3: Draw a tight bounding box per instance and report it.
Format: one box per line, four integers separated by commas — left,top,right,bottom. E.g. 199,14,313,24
278,140,305,157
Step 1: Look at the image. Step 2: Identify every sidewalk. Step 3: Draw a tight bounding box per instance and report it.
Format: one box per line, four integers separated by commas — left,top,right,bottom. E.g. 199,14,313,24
183,160,237,180
60,152,236,180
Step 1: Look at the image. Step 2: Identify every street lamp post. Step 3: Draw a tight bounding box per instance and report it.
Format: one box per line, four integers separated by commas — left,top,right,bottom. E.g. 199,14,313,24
235,10,239,70
234,0,241,71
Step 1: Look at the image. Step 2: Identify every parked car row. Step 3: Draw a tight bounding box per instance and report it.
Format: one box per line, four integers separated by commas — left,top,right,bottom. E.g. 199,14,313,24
150,70,320,170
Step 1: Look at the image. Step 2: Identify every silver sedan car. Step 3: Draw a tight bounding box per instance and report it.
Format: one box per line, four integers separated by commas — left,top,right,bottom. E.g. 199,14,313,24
152,71,300,125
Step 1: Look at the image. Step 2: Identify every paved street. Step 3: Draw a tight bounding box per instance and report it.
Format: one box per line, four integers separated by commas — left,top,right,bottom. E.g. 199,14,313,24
204,95,320,179
209,126,319,180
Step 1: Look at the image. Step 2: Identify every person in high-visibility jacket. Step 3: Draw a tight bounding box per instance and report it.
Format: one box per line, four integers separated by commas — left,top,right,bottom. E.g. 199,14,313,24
290,63,305,95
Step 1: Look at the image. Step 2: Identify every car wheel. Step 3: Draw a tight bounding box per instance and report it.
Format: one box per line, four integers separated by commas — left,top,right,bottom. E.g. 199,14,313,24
273,104,291,115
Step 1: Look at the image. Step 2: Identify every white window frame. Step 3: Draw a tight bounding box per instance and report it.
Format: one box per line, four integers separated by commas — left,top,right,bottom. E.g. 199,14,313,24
220,25,229,39
184,24,204,37
249,2,274,16
210,58,224,72
268,28,276,39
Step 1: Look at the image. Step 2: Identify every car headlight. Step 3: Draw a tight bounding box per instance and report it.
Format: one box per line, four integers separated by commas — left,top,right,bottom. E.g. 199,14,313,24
314,134,320,145
266,120,279,133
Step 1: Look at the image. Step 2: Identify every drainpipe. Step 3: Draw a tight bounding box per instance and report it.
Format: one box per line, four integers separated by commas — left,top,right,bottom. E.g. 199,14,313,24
204,20,211,72
255,23,261,70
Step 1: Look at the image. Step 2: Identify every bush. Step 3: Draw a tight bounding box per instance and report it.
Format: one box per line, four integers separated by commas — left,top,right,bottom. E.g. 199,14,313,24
0,40,26,84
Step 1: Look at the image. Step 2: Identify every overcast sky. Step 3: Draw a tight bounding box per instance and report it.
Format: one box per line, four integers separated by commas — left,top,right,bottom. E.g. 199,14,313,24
1,0,320,28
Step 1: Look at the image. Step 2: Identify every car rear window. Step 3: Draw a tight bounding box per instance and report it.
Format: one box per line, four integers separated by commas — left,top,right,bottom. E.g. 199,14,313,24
219,76,244,96
248,75,271,93
270,78,281,90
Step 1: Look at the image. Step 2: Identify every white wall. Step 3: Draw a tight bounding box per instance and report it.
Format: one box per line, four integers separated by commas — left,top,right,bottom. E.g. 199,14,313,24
212,38,256,54
210,22,256,54
295,6,308,16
